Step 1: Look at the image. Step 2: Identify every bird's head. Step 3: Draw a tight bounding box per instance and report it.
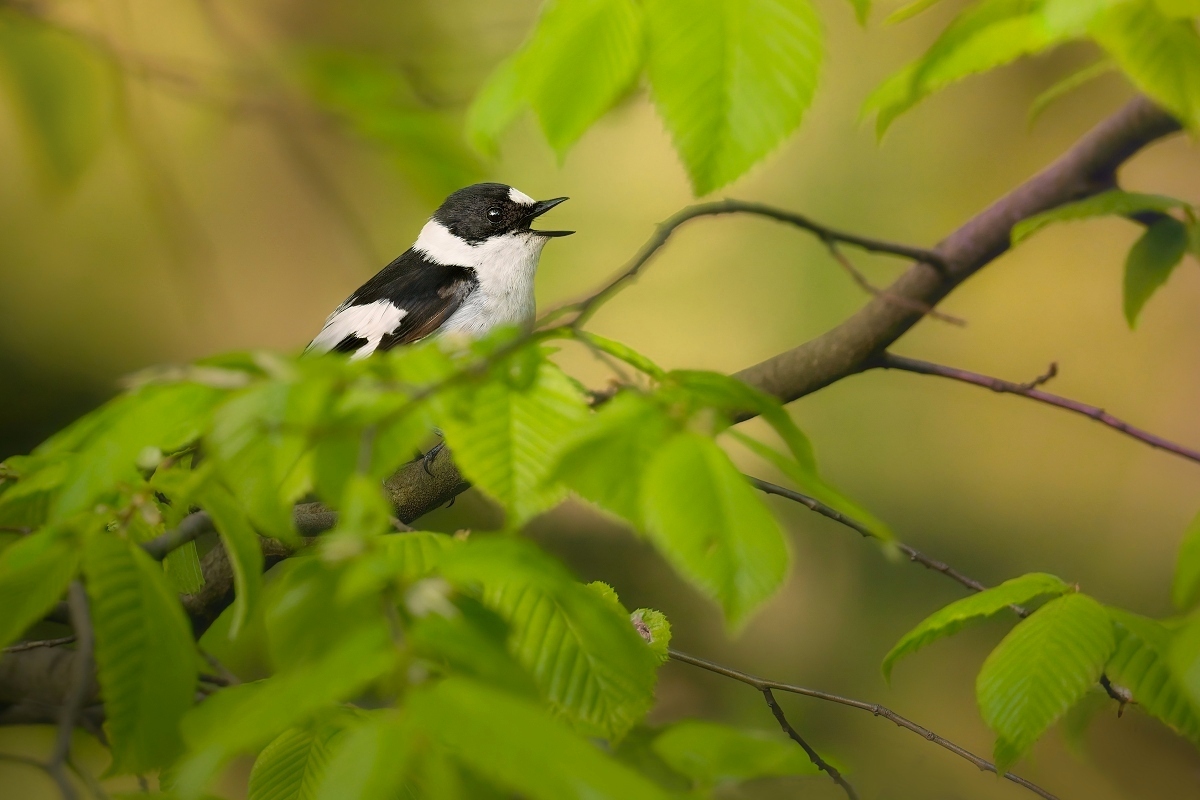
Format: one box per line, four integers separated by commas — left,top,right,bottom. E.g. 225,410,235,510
432,183,573,246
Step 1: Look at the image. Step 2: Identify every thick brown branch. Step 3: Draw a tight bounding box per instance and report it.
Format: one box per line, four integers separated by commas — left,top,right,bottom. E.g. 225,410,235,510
872,352,1200,465
735,96,1180,402
669,649,1059,800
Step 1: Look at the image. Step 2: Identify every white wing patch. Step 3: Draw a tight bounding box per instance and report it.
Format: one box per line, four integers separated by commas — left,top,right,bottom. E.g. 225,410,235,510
508,187,536,206
307,299,407,360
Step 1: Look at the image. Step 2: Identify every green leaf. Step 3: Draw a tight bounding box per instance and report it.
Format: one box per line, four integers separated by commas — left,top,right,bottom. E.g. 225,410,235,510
864,0,1065,136
551,392,678,526
1124,216,1190,327
645,0,822,195
336,531,460,601
468,0,644,156
439,359,589,526
0,11,111,186
732,430,893,541
208,382,316,540
196,483,264,639
574,331,667,381
1155,0,1200,16
976,593,1116,770
641,432,788,628
632,608,672,664
311,714,410,800
652,720,821,788
299,50,481,200
1011,189,1191,244
0,525,80,649
1092,0,1200,131
176,627,396,797
408,677,671,800
249,725,340,800
163,541,205,595
1169,611,1200,710
53,383,225,520
264,557,390,669
883,572,1073,681
847,0,871,25
465,55,524,157
884,0,945,25
1028,58,1115,125
1172,510,1200,611
1105,608,1200,746
83,534,197,774
440,537,660,741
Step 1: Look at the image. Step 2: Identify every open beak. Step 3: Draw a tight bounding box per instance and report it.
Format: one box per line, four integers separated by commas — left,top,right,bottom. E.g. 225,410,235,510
526,197,573,237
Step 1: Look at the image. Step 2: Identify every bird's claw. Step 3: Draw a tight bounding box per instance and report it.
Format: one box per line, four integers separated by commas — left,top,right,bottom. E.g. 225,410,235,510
421,440,446,476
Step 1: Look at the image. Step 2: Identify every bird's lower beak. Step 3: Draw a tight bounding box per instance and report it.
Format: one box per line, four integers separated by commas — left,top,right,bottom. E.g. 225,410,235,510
527,197,573,237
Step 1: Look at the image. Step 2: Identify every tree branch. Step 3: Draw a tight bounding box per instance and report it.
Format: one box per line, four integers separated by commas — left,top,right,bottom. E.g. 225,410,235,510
734,96,1180,403
760,686,858,799
47,583,91,800
872,352,1200,465
669,649,1059,800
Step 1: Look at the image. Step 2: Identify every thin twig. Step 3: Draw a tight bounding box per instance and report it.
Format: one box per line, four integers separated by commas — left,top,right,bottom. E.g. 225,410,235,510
66,757,110,800
141,512,214,561
48,582,92,800
761,687,858,799
748,475,1135,703
669,650,1059,800
873,353,1200,465
3,636,76,654
540,199,945,328
824,239,966,326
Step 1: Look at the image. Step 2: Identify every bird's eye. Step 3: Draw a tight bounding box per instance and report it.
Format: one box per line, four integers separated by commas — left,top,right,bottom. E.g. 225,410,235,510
486,207,503,223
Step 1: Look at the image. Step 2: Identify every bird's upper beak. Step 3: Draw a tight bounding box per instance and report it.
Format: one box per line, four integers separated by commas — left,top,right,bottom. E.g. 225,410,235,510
525,197,573,237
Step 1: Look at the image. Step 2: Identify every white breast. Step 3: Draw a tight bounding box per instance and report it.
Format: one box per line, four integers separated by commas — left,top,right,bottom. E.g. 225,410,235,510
413,220,548,337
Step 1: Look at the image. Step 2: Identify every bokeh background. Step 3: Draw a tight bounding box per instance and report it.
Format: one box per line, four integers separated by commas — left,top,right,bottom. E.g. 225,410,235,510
2,0,1199,797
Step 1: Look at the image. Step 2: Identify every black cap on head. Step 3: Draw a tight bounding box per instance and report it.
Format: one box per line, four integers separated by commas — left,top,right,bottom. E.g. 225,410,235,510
433,182,573,244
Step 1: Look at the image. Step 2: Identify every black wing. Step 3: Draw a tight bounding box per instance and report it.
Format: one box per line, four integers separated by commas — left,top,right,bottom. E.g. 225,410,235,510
308,249,478,356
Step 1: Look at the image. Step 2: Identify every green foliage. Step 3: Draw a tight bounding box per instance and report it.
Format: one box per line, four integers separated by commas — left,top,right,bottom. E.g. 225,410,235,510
1173,511,1200,611
1015,190,1188,244
883,572,1072,681
299,50,482,200
976,593,1116,770
651,720,823,789
1169,611,1200,711
439,357,590,526
642,432,789,628
552,391,678,525
469,0,822,194
864,0,1067,136
0,10,111,187
467,0,643,156
1091,0,1200,130
408,677,672,800
1105,608,1200,746
176,627,397,796
847,0,873,25
248,724,340,800
197,484,263,639
83,534,197,774
1124,216,1191,327
0,524,80,649
645,0,822,194
440,537,660,740
1027,59,1115,124
869,0,1200,136
885,0,946,25
311,714,409,800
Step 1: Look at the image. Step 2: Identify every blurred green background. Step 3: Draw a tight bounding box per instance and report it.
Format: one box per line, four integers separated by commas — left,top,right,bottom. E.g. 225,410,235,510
2,0,1199,797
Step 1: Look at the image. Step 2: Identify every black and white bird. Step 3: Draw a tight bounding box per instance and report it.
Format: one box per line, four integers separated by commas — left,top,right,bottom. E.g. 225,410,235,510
307,183,572,359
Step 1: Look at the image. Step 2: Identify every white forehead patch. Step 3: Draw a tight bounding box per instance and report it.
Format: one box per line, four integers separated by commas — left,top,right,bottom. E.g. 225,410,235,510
508,187,536,206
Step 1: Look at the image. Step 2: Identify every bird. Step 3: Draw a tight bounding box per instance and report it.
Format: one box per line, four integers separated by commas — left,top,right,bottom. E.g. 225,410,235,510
306,182,572,360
